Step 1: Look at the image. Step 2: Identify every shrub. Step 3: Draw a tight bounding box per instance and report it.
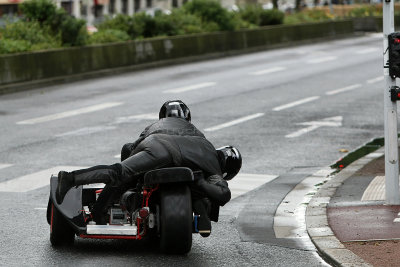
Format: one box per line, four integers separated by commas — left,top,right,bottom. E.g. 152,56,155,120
0,39,31,54
183,0,236,31
348,5,381,17
132,12,156,38
239,5,284,26
259,9,284,26
19,0,57,24
88,29,130,44
153,12,180,36
20,0,88,46
168,9,204,34
305,9,332,21
98,14,141,39
239,5,262,25
59,14,88,46
0,21,60,49
284,9,333,24
153,9,207,36
230,11,258,29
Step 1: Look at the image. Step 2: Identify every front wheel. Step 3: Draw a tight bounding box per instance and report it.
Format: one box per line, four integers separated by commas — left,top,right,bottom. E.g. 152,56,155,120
50,202,75,246
159,185,192,254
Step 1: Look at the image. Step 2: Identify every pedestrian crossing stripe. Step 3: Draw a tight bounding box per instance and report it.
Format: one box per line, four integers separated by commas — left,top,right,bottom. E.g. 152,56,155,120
229,173,278,199
0,166,277,197
0,164,12,170
0,166,84,193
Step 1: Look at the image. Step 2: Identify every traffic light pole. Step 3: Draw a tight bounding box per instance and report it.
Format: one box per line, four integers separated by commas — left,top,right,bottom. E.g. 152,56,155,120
383,0,400,204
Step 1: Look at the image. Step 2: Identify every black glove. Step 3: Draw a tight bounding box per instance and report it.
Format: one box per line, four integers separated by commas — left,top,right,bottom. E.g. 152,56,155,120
121,143,134,161
194,178,231,206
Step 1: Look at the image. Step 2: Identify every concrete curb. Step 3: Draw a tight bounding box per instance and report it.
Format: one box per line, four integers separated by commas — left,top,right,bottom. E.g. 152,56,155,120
305,147,385,267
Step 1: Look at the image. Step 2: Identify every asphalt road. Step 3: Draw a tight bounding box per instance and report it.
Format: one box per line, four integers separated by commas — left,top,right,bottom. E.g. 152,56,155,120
0,33,385,266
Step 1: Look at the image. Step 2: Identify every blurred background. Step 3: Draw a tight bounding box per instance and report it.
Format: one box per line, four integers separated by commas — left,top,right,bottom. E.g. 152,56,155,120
0,0,391,53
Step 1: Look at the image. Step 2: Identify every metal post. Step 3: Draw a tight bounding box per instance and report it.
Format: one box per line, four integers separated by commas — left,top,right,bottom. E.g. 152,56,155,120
383,0,400,204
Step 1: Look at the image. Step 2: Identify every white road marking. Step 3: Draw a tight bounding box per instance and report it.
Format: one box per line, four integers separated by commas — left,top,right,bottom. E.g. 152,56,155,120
0,164,12,170
273,96,320,111
286,116,343,138
367,76,384,84
56,113,158,137
326,84,362,96
17,102,123,125
229,173,278,199
34,208,47,210
274,168,332,243
394,218,400,223
361,175,385,201
307,56,337,64
56,125,117,137
114,154,121,159
356,48,378,54
115,113,158,123
163,82,216,93
204,113,264,132
0,166,84,192
286,125,320,138
250,66,286,76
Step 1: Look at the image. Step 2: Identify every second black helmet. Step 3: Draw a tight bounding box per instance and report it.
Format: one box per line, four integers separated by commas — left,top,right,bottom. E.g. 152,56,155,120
159,100,191,122
217,145,242,181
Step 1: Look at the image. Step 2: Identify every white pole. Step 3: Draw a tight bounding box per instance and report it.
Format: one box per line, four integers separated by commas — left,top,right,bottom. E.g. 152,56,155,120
87,0,94,25
140,0,146,11
383,0,400,204
103,2,109,16
73,0,81,18
115,0,122,14
128,0,134,15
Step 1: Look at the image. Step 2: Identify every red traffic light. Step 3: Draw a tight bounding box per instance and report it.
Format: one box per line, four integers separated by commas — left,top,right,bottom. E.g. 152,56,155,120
390,86,400,101
395,38,400,44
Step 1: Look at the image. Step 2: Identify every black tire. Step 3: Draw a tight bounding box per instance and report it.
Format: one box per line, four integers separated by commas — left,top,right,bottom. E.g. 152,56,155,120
159,185,192,254
50,202,75,246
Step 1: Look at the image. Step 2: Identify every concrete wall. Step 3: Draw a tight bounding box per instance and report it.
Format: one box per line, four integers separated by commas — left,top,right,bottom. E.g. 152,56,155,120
353,16,400,32
0,19,357,94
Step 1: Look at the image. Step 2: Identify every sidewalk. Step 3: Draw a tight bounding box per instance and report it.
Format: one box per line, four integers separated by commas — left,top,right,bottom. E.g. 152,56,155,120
306,146,400,267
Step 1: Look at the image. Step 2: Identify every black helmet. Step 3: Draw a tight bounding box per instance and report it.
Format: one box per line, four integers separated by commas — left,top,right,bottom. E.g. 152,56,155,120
217,146,242,181
159,100,191,122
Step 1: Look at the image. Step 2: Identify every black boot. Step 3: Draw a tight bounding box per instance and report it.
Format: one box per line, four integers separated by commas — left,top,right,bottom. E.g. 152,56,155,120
91,185,121,225
193,198,211,237
56,165,118,204
56,171,75,204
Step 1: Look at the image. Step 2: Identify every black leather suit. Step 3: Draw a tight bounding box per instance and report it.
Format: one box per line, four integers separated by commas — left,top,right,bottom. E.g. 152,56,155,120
74,117,231,207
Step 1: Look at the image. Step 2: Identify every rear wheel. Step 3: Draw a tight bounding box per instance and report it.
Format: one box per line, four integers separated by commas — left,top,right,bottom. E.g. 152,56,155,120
159,185,192,254
50,202,75,246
